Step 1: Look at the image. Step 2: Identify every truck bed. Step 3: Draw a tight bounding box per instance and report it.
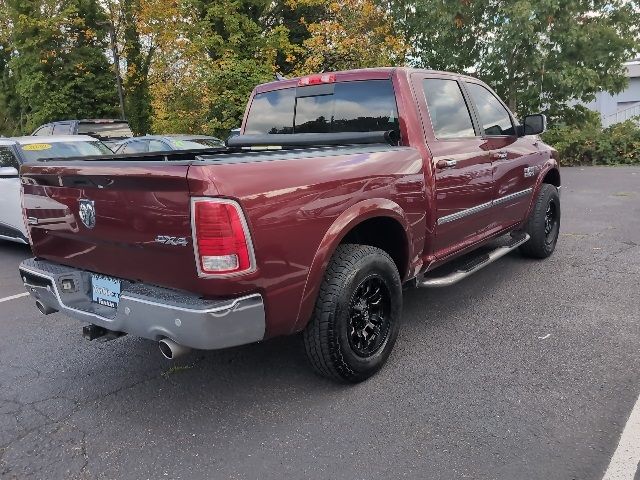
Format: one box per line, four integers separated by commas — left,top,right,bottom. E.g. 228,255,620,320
21,142,425,337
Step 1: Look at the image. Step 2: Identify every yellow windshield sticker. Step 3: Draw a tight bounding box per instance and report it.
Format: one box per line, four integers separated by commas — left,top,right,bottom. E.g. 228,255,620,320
22,143,52,151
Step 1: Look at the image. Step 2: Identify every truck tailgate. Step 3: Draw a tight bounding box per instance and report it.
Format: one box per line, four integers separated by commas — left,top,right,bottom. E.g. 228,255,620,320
21,162,201,290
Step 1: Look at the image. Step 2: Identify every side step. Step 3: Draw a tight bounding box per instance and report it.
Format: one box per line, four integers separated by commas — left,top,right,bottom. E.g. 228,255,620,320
418,233,530,288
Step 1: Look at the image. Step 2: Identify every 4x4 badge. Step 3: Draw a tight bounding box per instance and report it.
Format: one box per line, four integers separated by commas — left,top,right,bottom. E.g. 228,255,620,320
78,199,96,229
155,235,188,247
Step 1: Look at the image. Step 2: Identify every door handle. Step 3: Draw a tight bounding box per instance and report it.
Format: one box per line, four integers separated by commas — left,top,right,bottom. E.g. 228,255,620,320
491,151,508,160
436,159,457,169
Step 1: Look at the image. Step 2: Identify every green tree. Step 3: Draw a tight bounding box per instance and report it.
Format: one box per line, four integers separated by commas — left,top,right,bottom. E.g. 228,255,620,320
0,2,22,135
119,0,154,134
147,0,295,137
2,0,119,133
264,0,325,75
295,0,407,74
394,0,640,121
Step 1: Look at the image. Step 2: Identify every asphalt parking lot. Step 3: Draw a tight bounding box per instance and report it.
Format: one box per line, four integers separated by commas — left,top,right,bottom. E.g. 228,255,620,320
0,166,639,480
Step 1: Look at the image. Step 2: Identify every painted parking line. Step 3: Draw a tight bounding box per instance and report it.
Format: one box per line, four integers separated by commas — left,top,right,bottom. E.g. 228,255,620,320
602,393,640,480
0,292,29,304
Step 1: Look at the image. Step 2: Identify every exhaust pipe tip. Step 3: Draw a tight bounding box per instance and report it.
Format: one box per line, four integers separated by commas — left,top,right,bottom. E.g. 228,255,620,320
36,300,57,315
158,338,191,360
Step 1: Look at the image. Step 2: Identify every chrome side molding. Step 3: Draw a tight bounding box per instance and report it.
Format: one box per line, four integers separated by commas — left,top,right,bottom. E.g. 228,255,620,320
437,188,533,225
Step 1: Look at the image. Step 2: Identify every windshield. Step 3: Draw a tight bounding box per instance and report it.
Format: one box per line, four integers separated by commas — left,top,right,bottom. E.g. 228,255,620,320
169,138,223,149
244,79,400,136
78,122,133,139
18,141,113,161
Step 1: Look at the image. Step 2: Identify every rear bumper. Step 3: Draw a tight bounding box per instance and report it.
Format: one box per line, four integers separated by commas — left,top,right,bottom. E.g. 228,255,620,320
18,258,266,350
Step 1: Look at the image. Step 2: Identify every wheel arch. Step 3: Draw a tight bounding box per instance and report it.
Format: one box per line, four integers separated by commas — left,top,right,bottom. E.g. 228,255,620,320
542,167,561,188
292,198,414,333
524,163,561,221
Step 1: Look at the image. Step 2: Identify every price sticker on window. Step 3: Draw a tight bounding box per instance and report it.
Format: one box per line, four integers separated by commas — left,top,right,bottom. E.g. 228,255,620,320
22,143,52,151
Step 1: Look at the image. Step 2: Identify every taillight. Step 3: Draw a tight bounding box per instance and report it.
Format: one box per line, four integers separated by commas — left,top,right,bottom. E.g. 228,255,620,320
298,73,336,87
191,198,255,277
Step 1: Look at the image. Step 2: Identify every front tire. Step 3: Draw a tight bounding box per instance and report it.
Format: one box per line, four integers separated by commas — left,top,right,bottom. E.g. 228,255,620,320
303,244,403,383
520,183,561,259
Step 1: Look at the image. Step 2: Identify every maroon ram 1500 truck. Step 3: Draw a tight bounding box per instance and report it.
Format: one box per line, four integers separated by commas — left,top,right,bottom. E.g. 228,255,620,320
19,68,561,383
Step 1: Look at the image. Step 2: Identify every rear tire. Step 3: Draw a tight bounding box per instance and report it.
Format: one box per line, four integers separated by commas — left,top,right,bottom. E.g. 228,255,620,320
519,184,560,259
303,244,402,383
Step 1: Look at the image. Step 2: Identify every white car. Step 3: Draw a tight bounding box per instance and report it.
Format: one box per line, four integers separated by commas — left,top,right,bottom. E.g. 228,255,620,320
0,136,112,244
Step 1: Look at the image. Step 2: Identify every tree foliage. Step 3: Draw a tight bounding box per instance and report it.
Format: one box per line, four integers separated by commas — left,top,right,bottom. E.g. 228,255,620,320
395,0,640,120
0,0,638,137
0,0,118,133
294,0,406,74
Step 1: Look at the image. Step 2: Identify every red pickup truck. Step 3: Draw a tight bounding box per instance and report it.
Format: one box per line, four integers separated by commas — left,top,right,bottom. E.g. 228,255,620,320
19,68,560,383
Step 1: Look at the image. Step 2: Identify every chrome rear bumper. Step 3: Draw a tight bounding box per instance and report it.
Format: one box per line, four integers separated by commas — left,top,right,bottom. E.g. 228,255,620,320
19,258,265,350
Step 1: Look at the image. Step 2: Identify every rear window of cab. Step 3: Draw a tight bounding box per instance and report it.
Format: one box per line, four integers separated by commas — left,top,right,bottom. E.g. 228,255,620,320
244,80,400,136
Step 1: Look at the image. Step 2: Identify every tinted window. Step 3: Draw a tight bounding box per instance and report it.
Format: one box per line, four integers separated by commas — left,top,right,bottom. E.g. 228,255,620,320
169,138,224,150
78,122,134,139
466,83,514,136
147,140,171,152
18,141,112,161
245,89,295,134
122,141,149,154
33,125,53,136
245,80,400,136
0,146,20,169
52,123,73,135
423,79,476,138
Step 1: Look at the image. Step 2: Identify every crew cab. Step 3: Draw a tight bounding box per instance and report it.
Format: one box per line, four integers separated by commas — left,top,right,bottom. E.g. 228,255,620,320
18,68,561,383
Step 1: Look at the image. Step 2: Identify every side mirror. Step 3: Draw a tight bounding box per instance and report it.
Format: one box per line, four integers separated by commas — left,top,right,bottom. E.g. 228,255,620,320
0,166,19,178
226,128,242,146
521,114,547,136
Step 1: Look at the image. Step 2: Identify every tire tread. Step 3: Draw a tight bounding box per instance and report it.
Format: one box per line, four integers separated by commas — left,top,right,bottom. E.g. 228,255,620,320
303,244,398,382
519,183,560,259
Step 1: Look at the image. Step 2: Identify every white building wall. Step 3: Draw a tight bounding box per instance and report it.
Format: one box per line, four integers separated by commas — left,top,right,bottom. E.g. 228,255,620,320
578,61,640,126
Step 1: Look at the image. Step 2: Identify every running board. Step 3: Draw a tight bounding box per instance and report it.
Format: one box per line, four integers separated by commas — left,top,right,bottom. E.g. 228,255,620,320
418,233,530,288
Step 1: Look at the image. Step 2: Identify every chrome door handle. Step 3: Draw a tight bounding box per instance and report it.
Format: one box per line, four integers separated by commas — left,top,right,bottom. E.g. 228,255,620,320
492,151,508,160
436,159,457,169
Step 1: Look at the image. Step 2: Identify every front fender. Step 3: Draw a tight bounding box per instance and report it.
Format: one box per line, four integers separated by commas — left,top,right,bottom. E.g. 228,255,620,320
291,198,413,333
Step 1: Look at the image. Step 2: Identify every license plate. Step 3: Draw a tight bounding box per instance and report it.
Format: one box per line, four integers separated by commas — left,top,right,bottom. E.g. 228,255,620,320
92,274,121,308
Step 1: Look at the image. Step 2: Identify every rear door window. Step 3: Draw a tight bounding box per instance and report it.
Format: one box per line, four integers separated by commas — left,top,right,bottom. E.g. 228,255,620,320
466,83,515,136
244,80,400,136
423,79,476,138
